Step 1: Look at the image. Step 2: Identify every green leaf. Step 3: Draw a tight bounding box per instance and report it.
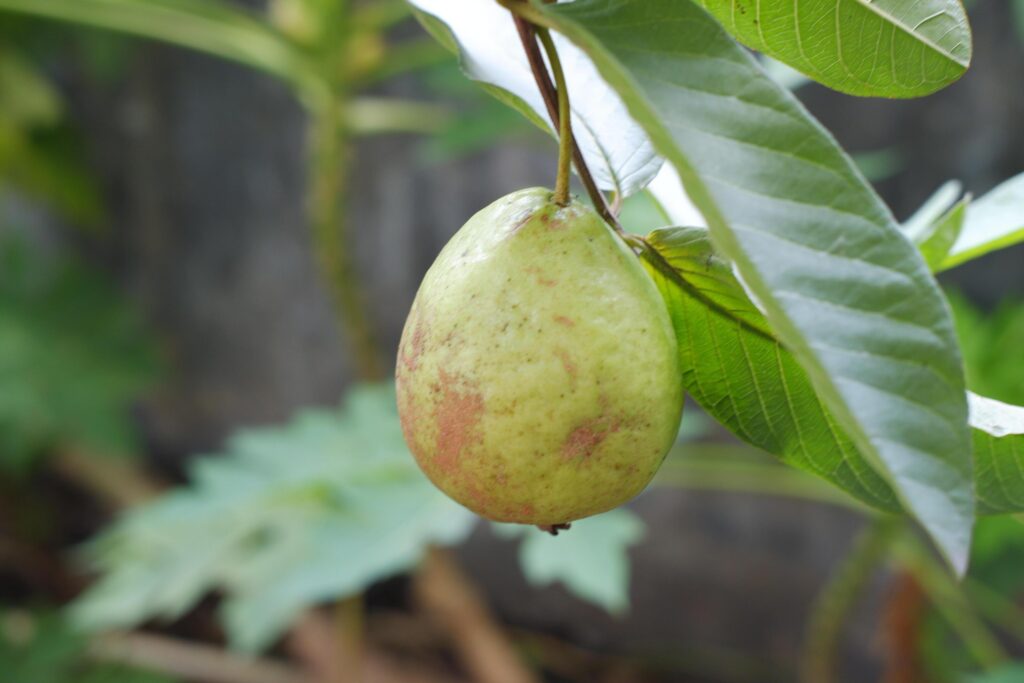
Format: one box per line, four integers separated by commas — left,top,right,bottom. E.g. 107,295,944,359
541,0,973,572
0,0,324,101
903,180,963,241
72,385,475,652
969,393,1024,516
641,227,898,511
695,0,972,97
408,0,663,197
494,509,645,615
941,173,1024,270
0,240,158,469
644,229,1024,518
918,198,968,270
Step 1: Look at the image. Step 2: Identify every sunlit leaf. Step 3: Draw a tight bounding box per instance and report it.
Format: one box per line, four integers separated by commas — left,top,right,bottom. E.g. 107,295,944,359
695,0,972,97
541,0,973,572
408,0,663,197
918,199,968,270
942,173,1024,270
903,180,963,241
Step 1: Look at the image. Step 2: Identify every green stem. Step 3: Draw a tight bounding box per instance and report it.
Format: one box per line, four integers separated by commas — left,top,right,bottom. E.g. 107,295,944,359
299,0,389,382
894,532,1008,671
800,516,900,683
307,98,384,381
535,27,571,205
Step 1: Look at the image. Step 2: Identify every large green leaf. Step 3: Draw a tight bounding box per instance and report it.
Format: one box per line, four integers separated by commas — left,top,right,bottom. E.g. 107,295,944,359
0,0,324,101
72,385,475,652
695,0,972,97
540,0,973,571
644,228,1024,518
969,393,1024,516
640,227,899,511
942,173,1024,270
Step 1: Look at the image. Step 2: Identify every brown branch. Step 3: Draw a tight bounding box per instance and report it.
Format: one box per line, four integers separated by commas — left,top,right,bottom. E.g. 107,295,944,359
90,631,310,683
881,572,930,683
511,14,621,230
414,548,540,683
289,609,360,683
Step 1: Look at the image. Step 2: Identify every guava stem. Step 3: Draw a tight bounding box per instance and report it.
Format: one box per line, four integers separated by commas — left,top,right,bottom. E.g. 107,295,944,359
535,27,572,206
510,13,621,229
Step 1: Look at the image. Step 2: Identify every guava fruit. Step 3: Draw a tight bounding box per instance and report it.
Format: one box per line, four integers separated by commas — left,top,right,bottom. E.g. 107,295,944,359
396,187,683,526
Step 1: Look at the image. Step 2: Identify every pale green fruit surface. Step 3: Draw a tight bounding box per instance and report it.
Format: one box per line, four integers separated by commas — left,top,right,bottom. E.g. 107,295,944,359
396,188,683,525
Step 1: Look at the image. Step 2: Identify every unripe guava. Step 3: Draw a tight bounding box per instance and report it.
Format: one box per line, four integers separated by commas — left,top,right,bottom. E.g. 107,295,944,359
396,188,683,525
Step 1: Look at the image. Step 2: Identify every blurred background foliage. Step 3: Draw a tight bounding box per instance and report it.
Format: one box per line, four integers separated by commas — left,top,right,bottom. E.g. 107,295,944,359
0,1,1022,683
0,238,159,471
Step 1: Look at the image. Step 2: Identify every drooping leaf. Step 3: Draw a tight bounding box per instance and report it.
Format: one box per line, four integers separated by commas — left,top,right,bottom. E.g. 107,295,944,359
494,509,645,614
0,0,324,100
72,385,475,652
407,0,663,197
540,0,973,571
644,229,1024,518
695,0,972,98
0,240,158,470
968,393,1024,516
641,227,899,511
942,173,1024,271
